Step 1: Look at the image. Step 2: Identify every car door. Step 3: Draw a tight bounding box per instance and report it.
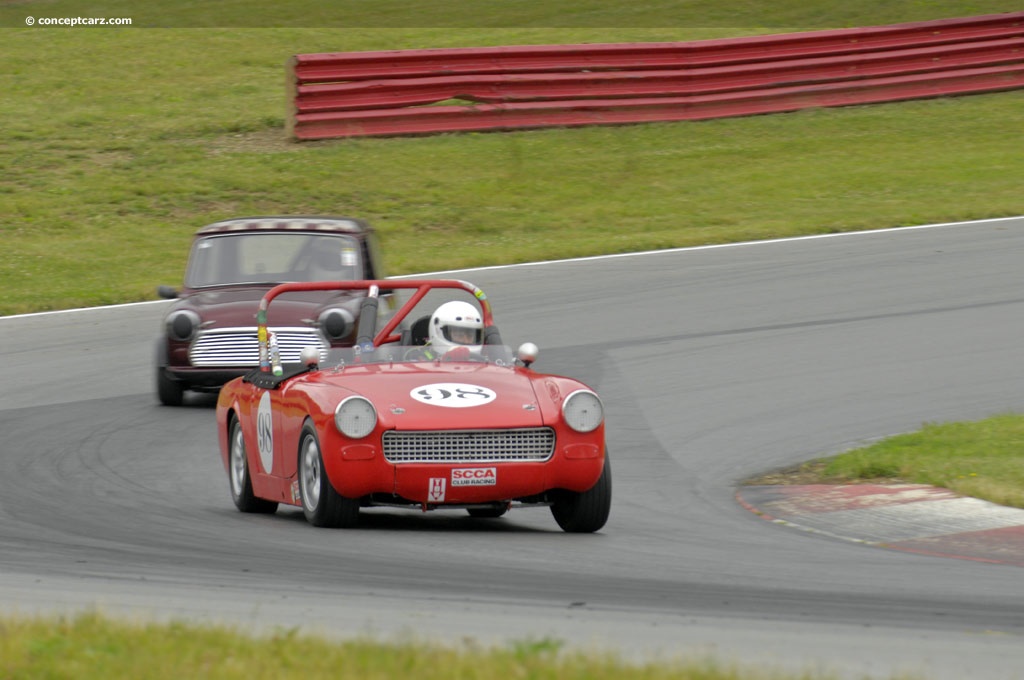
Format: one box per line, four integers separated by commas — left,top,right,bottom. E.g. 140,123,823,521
246,384,288,501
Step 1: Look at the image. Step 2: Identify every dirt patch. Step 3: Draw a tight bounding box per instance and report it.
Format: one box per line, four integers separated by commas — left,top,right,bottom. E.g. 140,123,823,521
744,459,906,486
206,128,340,156
744,460,834,485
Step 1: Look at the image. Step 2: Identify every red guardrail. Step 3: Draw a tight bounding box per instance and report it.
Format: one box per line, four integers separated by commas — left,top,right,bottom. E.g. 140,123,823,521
287,12,1024,140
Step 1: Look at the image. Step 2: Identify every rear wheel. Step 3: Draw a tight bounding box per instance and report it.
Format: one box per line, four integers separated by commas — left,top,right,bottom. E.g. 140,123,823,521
298,423,360,528
550,451,612,533
228,417,278,514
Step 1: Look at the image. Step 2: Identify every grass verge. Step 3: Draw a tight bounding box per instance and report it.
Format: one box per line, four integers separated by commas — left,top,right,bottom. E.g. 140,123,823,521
0,612,843,680
752,414,1024,509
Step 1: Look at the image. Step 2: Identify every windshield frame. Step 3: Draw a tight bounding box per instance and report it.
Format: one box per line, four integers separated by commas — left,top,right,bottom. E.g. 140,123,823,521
319,344,516,369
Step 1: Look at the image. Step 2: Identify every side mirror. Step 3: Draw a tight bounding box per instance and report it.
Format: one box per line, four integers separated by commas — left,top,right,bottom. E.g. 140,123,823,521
157,285,179,300
516,342,539,368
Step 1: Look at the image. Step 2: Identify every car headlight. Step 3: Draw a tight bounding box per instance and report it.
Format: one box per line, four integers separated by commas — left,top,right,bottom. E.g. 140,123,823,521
165,310,200,342
335,396,377,439
319,307,355,342
562,390,603,433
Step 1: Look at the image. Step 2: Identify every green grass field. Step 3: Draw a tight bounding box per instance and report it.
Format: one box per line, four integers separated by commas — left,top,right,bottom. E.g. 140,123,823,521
0,612,844,680
2,3,1023,677
2,14,1023,315
1,0,1019,28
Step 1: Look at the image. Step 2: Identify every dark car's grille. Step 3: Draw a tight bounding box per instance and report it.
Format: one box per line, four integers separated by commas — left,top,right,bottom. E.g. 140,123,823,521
383,428,555,464
189,327,327,367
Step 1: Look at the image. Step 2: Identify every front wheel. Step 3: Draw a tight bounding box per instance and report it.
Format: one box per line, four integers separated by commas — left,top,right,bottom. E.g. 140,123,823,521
155,338,185,406
228,417,278,514
298,423,360,528
550,451,612,533
156,365,185,406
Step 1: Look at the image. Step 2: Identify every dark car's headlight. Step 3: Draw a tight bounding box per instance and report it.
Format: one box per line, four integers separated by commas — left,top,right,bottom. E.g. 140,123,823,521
319,307,355,342
335,396,377,439
562,390,604,433
165,310,201,342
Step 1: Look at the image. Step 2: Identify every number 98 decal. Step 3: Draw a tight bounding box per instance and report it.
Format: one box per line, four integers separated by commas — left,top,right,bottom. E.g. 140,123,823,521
411,383,497,408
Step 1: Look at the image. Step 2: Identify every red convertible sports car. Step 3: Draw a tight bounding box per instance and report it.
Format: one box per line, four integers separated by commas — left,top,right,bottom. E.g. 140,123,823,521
215,279,611,532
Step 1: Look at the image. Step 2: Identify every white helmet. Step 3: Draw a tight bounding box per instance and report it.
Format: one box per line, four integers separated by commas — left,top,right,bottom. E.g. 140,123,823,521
429,301,483,353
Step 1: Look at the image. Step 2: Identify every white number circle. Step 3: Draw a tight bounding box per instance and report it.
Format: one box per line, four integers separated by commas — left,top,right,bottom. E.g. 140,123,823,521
256,391,274,473
411,383,496,408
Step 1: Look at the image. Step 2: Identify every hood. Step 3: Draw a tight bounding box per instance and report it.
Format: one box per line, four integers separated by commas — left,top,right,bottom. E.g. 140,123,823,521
312,362,547,430
172,287,359,329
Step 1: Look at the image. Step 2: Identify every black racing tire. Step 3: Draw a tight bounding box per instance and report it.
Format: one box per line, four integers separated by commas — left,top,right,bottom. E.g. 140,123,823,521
298,423,360,528
156,365,185,406
228,416,278,514
155,338,185,406
550,450,612,533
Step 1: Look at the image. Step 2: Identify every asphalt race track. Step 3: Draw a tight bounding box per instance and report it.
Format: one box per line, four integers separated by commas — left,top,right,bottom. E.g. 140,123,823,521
3,218,1024,679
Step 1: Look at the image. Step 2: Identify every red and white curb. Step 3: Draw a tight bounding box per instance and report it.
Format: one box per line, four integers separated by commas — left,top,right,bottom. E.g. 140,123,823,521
737,484,1024,567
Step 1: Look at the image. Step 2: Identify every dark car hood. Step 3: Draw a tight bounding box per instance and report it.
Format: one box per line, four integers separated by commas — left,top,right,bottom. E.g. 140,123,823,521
173,286,359,329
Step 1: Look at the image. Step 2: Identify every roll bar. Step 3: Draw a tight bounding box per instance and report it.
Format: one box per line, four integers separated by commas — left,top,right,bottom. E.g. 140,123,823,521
255,279,495,371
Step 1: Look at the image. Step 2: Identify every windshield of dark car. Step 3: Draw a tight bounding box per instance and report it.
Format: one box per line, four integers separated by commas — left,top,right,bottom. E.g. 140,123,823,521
185,233,363,287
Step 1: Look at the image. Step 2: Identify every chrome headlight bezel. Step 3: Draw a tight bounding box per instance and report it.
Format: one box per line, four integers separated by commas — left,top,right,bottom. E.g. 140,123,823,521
334,396,378,439
165,309,201,342
562,389,604,434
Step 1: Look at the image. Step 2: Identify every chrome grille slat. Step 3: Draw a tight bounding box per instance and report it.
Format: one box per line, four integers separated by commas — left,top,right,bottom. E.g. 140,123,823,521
189,327,327,367
383,428,555,464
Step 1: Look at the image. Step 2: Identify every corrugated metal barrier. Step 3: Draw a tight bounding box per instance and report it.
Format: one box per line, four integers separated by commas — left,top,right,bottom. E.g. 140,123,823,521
287,12,1024,140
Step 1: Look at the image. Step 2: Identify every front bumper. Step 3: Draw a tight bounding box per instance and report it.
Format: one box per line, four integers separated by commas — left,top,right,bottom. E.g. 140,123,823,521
163,366,248,391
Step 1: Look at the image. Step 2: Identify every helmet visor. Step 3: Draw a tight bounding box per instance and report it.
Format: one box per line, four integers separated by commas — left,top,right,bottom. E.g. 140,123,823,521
442,324,482,345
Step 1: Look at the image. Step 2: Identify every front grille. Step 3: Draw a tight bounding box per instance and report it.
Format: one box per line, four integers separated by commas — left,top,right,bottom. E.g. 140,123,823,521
189,327,327,367
383,428,555,464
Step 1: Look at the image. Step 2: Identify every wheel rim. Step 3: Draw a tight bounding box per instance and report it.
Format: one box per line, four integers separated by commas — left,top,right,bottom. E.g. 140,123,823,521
230,425,246,498
300,435,322,512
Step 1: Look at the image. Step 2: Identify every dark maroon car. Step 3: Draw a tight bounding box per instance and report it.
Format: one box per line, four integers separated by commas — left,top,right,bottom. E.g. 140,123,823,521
155,216,388,406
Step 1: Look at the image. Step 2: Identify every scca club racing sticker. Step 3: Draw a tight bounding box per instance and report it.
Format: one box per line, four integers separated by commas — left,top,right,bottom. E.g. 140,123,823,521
411,383,496,408
452,467,497,486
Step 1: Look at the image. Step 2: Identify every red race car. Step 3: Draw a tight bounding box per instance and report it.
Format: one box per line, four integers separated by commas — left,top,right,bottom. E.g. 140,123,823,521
215,279,610,532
